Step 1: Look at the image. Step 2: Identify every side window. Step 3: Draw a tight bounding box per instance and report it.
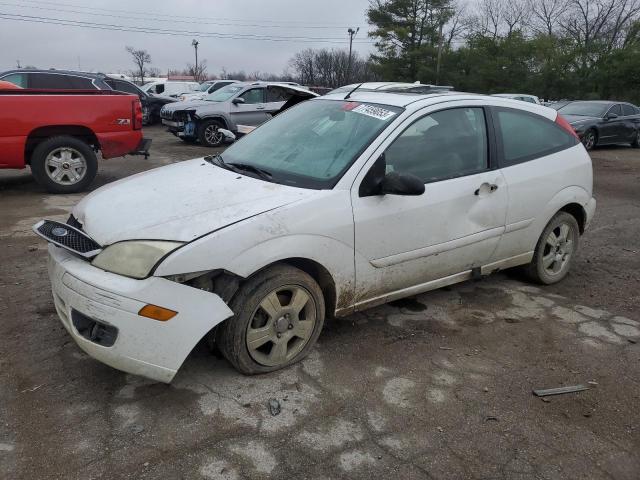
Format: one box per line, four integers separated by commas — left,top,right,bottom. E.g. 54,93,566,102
29,73,73,89
266,87,292,103
155,84,165,94
495,108,576,167
622,104,636,116
113,80,140,95
384,107,488,183
67,76,95,89
239,88,264,104
1,73,27,87
608,104,622,116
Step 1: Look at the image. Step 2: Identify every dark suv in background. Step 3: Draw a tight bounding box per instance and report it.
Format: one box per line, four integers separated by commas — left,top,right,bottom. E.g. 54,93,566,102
0,69,176,125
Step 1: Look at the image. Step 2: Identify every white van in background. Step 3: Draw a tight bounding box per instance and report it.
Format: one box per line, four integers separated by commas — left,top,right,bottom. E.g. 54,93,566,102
142,81,200,98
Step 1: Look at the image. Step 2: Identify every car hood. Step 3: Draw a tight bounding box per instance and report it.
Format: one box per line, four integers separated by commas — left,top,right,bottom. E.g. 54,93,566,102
562,114,600,125
162,99,216,112
73,158,316,245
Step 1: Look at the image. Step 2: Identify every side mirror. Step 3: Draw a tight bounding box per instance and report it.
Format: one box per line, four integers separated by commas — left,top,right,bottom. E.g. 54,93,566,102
359,154,425,197
232,97,245,105
606,112,618,120
381,172,425,196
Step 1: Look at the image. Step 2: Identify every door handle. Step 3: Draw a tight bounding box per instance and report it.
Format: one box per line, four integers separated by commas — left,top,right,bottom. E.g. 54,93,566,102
474,183,499,196
256,105,265,110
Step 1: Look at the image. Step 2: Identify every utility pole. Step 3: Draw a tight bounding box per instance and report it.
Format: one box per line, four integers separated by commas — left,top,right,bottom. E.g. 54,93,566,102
435,20,444,85
347,27,359,83
191,39,199,81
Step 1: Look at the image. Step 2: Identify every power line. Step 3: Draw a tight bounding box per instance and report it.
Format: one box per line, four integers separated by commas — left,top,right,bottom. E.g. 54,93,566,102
0,1,357,30
0,12,375,44
12,0,357,28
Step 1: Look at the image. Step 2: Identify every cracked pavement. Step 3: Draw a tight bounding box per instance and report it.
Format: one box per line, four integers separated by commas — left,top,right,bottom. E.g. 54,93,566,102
1,127,639,479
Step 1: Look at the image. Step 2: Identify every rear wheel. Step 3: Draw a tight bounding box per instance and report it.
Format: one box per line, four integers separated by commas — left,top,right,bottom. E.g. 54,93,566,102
30,136,97,194
197,119,225,147
631,129,640,148
582,129,597,150
523,212,580,285
215,265,325,375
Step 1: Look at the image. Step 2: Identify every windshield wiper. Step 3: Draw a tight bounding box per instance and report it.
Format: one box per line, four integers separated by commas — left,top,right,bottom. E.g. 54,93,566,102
226,162,273,181
205,155,272,181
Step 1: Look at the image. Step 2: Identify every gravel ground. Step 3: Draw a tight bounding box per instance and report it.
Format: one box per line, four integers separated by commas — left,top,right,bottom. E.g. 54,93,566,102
0,125,639,479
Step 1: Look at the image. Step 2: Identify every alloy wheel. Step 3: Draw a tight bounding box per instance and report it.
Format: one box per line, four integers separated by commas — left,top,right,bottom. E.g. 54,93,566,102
541,222,575,277
583,132,596,150
44,147,87,186
245,285,317,367
204,124,224,145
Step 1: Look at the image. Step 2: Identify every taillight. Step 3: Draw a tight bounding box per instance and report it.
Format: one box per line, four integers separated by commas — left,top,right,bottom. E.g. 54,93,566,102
555,113,578,139
132,99,143,130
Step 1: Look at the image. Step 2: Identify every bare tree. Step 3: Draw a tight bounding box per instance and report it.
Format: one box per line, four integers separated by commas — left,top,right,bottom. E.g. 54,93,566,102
529,0,570,35
187,59,207,81
503,0,530,35
125,46,151,85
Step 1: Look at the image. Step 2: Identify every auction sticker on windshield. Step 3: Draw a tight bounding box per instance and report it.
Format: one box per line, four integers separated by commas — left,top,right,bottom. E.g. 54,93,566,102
352,104,397,121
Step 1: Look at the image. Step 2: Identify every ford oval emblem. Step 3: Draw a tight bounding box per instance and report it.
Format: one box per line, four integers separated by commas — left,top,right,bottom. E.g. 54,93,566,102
51,227,69,237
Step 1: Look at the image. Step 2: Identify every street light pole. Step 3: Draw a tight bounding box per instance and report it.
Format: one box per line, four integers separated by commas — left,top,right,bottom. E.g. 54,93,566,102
192,39,199,81
347,27,359,83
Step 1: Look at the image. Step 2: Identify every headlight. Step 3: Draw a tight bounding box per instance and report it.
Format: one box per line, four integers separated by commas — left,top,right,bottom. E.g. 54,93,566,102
92,240,184,279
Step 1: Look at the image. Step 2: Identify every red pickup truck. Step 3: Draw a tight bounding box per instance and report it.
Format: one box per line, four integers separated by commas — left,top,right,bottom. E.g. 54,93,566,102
0,88,150,193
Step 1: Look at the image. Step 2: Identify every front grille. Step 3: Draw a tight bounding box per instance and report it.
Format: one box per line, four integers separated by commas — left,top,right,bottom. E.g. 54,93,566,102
160,108,175,120
34,220,102,258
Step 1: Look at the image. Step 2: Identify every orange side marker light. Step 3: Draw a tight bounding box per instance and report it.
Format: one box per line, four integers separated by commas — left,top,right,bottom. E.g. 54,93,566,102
138,304,177,322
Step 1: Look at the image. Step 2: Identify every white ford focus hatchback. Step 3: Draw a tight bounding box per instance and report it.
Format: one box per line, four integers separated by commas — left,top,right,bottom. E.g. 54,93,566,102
34,85,596,382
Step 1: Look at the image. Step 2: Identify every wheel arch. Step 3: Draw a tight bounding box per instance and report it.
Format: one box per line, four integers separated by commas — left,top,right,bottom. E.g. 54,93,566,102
25,126,98,164
559,202,587,234
197,115,229,130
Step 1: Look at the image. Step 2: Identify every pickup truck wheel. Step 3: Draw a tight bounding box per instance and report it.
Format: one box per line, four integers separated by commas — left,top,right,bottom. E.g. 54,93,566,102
30,136,97,194
216,265,325,375
523,212,580,285
197,119,225,147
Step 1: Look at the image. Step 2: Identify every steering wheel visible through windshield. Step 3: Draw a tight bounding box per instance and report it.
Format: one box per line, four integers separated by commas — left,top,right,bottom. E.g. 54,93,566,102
221,99,403,189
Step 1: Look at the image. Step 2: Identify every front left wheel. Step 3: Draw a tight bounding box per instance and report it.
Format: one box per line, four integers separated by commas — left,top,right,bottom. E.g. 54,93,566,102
215,265,325,375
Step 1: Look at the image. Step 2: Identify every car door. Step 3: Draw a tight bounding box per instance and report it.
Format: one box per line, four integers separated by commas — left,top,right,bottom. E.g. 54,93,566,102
490,106,582,262
351,104,508,304
621,104,639,141
229,88,270,126
264,86,291,116
600,104,624,143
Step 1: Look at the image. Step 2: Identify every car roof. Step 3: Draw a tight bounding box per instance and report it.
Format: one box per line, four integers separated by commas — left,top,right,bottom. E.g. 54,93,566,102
319,86,557,120
0,69,106,79
492,93,537,98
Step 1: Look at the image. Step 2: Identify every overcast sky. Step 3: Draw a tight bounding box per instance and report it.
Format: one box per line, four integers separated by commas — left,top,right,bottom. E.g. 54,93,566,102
0,0,375,76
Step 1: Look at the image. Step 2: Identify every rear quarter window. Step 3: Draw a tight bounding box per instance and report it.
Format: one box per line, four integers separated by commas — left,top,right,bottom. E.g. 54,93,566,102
494,108,577,167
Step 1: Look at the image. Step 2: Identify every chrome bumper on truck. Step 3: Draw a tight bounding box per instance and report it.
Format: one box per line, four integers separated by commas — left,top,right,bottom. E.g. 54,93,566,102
35,221,234,383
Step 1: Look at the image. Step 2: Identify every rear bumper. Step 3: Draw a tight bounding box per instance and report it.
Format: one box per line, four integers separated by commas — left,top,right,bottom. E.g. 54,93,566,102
46,245,234,383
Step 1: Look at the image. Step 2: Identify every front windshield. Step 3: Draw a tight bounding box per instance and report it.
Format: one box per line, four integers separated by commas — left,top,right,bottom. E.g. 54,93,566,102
222,99,403,189
558,102,609,117
205,84,244,102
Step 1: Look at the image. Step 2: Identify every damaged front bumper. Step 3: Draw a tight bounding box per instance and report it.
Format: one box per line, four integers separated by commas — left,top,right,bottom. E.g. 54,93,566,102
46,245,233,383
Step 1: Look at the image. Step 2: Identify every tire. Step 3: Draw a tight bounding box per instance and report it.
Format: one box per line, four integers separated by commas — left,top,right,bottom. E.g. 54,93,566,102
631,129,640,148
197,119,225,147
523,212,580,285
215,264,326,375
582,129,597,151
30,136,98,194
